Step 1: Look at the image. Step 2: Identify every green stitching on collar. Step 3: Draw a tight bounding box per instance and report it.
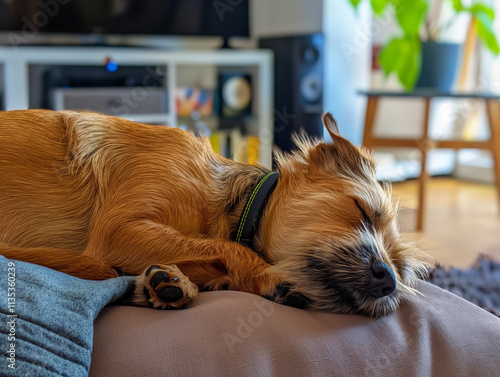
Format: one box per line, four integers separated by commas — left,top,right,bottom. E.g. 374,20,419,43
235,172,275,243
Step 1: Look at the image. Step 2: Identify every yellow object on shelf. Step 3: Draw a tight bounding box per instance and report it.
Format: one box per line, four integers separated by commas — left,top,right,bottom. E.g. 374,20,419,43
209,133,220,155
247,136,259,165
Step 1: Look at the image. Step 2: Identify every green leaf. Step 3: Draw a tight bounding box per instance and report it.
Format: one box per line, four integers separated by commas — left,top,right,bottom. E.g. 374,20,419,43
348,0,363,8
460,2,498,54
378,36,422,91
393,0,429,37
468,3,494,20
474,11,500,55
370,0,389,15
449,0,463,12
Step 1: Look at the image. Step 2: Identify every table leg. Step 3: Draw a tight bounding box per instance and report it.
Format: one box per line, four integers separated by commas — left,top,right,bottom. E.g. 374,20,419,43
416,98,432,232
362,96,379,149
486,99,500,211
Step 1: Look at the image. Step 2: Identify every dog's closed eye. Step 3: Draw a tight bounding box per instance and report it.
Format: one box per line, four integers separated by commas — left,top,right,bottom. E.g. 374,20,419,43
354,199,375,228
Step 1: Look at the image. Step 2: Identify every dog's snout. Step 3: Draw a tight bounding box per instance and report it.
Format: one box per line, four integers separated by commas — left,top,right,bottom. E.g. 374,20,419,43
366,261,396,298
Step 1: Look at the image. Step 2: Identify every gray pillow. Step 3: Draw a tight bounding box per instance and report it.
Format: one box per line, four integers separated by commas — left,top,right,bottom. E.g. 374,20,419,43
0,256,134,376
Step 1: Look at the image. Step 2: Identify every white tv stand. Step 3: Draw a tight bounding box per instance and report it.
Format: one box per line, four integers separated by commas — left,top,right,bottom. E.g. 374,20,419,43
0,46,274,168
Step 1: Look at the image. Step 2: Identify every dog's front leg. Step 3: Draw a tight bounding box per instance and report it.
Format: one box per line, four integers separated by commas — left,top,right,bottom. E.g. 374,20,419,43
84,220,287,302
131,263,199,309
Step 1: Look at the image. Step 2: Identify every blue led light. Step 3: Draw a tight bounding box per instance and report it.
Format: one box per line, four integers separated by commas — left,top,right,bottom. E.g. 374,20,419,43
106,61,119,73
312,34,323,46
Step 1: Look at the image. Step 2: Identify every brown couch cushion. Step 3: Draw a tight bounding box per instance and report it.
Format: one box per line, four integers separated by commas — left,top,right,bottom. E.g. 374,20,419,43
90,281,500,376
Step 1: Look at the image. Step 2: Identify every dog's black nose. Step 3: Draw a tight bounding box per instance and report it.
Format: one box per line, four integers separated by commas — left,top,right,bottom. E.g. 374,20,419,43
366,261,396,298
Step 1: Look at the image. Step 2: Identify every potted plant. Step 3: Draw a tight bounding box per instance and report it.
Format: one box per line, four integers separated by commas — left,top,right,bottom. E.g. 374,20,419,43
348,0,499,91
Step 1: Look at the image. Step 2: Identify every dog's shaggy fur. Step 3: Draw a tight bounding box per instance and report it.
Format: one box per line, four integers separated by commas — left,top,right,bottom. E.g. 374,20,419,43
0,109,427,316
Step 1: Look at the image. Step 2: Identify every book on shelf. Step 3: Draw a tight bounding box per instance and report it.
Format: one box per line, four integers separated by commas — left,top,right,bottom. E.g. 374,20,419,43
208,129,260,165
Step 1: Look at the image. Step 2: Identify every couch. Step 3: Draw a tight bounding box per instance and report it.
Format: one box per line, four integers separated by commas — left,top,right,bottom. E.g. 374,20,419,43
91,281,500,377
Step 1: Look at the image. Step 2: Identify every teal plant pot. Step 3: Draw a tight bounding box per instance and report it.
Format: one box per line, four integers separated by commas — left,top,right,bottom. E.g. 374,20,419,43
415,42,461,92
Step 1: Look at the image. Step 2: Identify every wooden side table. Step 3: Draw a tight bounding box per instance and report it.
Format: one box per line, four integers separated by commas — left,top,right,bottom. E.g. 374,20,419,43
359,90,500,231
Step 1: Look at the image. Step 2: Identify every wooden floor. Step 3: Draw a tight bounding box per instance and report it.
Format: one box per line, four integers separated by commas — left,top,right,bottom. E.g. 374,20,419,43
392,177,500,268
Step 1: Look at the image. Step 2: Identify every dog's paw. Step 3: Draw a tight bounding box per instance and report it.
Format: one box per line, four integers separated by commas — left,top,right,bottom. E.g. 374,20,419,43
265,283,310,309
132,264,198,309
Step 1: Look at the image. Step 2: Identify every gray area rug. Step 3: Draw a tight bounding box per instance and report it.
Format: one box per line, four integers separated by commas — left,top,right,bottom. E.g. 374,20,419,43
426,257,500,317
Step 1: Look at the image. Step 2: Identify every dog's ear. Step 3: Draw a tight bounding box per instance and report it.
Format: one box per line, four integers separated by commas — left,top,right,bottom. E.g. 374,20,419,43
322,112,359,155
314,112,375,175
322,113,340,139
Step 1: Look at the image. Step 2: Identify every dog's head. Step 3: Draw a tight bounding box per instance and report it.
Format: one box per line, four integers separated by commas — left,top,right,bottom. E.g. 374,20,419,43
258,113,428,317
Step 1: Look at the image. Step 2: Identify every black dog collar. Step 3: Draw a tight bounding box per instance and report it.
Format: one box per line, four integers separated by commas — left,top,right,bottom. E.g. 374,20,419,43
235,172,279,250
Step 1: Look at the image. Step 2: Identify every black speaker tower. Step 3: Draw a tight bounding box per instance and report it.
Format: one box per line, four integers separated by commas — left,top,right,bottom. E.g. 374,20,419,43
259,34,324,154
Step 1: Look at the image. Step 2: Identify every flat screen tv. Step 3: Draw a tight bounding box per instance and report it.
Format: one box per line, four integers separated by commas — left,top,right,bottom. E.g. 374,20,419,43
0,0,249,40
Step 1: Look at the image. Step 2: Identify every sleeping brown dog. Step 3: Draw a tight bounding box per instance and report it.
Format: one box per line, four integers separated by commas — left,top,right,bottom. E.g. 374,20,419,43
0,109,427,317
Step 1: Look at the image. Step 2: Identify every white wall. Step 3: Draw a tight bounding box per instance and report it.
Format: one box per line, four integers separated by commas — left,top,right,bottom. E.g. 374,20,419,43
322,0,372,145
